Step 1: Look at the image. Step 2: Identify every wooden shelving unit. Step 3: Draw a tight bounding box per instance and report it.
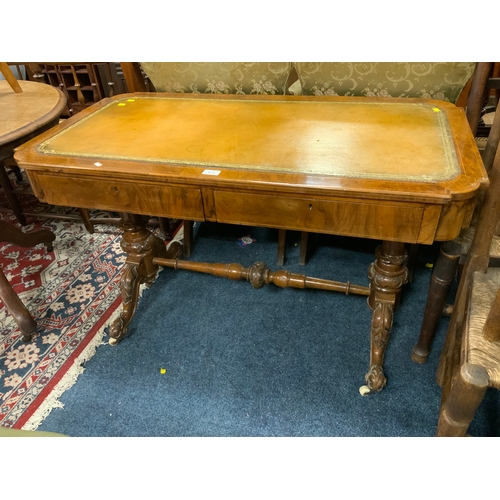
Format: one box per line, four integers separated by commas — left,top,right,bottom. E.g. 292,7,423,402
24,62,127,117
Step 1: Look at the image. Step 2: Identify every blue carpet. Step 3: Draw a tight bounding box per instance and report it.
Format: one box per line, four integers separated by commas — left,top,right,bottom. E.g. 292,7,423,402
36,222,500,436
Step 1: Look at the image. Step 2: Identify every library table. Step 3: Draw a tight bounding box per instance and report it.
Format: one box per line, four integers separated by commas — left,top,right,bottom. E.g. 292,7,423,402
14,93,488,394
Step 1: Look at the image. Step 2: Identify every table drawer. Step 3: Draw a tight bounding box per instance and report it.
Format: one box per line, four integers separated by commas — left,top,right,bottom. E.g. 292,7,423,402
214,190,429,243
30,173,205,220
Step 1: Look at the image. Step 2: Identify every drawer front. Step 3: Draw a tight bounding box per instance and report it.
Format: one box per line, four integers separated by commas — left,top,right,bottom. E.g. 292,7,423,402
32,173,205,220
214,191,429,243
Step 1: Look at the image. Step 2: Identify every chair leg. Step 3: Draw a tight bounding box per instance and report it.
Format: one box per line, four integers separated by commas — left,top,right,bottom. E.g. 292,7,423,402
437,362,489,436
10,164,23,183
183,220,194,258
0,267,37,342
0,161,26,225
406,243,419,283
78,208,94,234
437,294,465,390
412,241,461,364
159,217,173,240
0,218,54,343
277,229,286,266
298,231,309,266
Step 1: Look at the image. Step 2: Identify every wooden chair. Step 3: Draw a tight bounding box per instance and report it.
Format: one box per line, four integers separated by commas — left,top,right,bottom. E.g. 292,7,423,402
412,66,500,364
436,140,500,437
120,62,295,261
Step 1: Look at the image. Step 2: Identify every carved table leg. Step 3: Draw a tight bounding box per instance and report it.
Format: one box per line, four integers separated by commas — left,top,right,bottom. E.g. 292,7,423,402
360,241,408,395
108,213,171,345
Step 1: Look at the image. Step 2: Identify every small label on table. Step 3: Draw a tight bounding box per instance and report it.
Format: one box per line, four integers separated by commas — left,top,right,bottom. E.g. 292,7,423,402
202,169,221,176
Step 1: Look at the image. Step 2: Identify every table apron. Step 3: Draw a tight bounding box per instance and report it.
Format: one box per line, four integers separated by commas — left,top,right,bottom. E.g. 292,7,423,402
213,190,442,244
26,171,474,244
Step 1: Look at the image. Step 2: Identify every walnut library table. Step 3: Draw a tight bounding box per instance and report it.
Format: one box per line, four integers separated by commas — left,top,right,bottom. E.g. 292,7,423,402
14,93,488,394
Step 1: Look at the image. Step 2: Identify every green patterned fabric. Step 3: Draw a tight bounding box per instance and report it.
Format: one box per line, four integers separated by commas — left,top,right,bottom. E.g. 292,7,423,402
140,62,292,95
294,62,476,103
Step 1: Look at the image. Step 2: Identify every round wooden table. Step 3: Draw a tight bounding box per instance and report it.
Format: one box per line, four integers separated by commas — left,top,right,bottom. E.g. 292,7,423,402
0,79,65,341
0,79,66,159
0,80,66,224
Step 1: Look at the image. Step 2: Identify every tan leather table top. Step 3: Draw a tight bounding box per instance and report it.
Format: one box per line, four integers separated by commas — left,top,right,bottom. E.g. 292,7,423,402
14,93,488,244
38,95,460,182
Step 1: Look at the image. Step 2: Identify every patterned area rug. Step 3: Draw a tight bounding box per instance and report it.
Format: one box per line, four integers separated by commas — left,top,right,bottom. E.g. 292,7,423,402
0,187,126,428
0,172,179,429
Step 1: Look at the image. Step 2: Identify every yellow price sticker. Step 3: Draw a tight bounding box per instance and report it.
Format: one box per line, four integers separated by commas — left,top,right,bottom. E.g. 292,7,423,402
432,107,441,113
118,103,126,107
127,99,135,102
160,368,166,374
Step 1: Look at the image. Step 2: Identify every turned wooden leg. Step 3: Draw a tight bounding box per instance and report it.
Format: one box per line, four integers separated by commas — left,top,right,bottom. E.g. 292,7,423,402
437,363,489,436
412,241,461,364
183,220,194,258
159,217,173,240
406,243,419,283
360,241,408,395
0,267,37,342
108,213,173,345
277,229,286,266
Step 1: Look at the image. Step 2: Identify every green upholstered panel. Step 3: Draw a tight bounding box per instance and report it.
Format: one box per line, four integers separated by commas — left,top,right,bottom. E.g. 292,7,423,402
140,62,292,95
294,62,476,103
